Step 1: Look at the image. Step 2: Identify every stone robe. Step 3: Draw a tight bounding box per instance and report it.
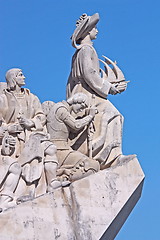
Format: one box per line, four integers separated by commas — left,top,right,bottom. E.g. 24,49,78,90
0,87,46,197
67,44,123,165
0,88,46,157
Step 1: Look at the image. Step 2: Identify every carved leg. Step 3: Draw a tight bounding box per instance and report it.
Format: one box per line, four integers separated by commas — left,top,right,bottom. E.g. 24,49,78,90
3,162,21,195
16,183,37,204
45,162,70,192
45,162,60,191
0,162,21,212
66,158,100,182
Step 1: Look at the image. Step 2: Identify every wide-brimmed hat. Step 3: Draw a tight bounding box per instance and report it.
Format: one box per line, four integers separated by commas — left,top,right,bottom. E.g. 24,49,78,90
71,13,99,49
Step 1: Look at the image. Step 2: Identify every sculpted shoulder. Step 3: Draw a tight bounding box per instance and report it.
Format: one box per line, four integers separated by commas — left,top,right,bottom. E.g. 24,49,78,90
48,102,69,122
79,44,95,54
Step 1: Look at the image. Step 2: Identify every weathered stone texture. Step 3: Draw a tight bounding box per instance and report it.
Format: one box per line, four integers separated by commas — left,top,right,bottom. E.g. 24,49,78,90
0,156,144,240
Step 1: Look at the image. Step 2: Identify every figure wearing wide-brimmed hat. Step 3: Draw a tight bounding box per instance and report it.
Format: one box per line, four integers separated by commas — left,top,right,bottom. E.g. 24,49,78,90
67,13,133,167
71,13,100,49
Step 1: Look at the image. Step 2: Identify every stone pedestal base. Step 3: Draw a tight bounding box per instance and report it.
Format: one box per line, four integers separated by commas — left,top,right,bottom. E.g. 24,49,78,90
0,156,144,240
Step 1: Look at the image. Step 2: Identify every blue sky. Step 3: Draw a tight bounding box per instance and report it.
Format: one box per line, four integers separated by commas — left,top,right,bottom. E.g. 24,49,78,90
0,0,159,239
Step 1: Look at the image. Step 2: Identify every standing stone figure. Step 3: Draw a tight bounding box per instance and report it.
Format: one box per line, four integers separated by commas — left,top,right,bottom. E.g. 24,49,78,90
0,69,47,208
43,93,100,182
0,68,46,158
67,13,132,167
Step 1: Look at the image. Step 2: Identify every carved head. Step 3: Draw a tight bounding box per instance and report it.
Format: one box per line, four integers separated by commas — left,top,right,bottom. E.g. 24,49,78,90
67,93,89,113
71,13,99,49
5,68,25,90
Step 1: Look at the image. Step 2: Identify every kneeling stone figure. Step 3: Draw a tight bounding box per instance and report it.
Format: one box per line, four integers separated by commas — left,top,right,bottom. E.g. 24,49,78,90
42,93,100,182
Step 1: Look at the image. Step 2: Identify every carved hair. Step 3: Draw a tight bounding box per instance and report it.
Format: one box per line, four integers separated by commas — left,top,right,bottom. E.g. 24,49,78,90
67,93,89,107
5,68,22,90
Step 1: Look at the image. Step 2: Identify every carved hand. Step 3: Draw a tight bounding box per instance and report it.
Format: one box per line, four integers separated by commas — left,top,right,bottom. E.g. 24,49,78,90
88,106,98,118
18,117,34,129
6,135,16,148
116,81,127,93
8,124,23,133
109,84,120,95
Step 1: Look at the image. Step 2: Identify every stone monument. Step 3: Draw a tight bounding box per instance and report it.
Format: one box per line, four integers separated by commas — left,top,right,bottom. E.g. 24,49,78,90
0,13,144,240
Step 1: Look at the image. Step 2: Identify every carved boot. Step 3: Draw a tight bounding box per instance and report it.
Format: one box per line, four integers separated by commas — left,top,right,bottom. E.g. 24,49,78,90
47,178,70,192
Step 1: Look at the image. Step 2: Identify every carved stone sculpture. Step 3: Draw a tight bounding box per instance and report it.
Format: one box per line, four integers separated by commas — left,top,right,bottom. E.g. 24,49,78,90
42,92,100,182
16,132,66,203
67,13,132,167
0,12,144,240
0,69,46,210
0,126,21,211
0,68,46,157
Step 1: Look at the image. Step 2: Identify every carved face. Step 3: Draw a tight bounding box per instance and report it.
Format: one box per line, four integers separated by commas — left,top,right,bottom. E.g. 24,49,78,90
15,70,25,87
72,102,87,114
89,27,98,40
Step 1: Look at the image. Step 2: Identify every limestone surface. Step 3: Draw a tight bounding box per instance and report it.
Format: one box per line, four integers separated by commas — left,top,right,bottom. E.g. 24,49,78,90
0,13,144,239
0,156,144,240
